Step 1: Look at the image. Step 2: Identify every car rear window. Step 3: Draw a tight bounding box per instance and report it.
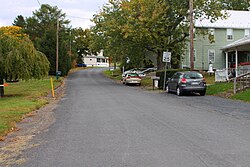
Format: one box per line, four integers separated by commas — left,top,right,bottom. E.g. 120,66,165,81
184,72,203,79
128,73,139,77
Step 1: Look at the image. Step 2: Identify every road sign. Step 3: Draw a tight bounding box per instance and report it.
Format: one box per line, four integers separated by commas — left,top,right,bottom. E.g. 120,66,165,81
163,52,171,63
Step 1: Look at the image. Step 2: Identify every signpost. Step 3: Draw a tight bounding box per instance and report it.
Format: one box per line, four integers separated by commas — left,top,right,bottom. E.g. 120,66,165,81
163,51,171,63
163,51,171,90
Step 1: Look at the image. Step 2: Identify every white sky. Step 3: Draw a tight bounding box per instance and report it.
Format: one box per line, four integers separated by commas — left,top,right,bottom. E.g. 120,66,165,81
0,0,109,29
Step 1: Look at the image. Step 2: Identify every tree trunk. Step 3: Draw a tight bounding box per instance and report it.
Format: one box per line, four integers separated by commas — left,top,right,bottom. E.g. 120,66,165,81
0,76,4,98
157,50,164,70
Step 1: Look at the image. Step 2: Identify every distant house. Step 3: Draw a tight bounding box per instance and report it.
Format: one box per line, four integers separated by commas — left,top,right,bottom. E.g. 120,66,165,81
83,50,109,67
182,10,250,76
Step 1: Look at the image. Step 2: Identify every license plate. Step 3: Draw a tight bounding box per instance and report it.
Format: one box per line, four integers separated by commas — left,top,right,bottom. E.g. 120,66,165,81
191,82,199,85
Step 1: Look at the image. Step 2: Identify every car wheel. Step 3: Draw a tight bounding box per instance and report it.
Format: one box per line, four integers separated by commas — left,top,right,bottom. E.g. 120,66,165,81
200,91,206,96
166,85,169,93
176,87,182,96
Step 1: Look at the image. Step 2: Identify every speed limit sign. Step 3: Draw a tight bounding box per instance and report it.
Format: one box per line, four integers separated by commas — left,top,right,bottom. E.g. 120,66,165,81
163,52,171,63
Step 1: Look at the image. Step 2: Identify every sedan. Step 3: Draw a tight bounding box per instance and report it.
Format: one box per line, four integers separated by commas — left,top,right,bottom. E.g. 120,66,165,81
166,71,206,96
122,73,142,86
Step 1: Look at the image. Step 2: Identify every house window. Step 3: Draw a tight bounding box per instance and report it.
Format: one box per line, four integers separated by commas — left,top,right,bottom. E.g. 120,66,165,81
208,50,215,63
97,58,101,62
244,29,250,37
247,54,250,62
227,29,233,41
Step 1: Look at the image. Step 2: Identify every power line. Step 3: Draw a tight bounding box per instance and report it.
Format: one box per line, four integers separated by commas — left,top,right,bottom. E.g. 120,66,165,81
36,0,41,6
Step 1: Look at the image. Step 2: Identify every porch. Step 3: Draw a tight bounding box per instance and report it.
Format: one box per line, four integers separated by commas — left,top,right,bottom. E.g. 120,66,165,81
221,36,250,79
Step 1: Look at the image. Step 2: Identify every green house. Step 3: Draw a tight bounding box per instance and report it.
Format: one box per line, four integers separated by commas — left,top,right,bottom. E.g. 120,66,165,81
182,10,250,77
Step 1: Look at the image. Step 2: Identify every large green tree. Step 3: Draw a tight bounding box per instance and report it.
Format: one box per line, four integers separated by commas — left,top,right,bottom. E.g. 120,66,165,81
0,26,50,97
15,4,72,75
71,28,93,64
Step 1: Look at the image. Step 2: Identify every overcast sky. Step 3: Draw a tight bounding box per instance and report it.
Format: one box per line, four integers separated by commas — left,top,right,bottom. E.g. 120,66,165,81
0,0,109,29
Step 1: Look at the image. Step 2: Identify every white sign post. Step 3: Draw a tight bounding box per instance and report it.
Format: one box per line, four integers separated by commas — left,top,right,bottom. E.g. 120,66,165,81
163,52,171,63
163,51,171,90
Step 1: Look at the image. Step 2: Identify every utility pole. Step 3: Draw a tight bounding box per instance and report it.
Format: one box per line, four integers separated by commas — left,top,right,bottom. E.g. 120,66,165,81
189,0,194,70
56,20,59,74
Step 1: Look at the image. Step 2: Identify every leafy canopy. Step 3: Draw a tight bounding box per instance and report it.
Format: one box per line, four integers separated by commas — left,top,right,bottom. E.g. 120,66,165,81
0,26,50,81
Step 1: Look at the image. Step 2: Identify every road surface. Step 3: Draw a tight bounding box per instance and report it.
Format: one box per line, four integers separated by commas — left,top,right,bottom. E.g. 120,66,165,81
19,68,250,167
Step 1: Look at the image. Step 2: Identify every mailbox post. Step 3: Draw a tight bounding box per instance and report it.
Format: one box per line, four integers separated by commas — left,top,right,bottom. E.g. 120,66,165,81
56,71,62,80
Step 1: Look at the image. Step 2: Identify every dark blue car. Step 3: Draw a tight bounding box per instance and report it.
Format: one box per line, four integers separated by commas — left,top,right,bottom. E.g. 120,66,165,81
77,63,87,67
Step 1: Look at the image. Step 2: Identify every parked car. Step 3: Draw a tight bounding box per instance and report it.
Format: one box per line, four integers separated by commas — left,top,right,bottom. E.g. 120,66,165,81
77,63,87,67
166,71,206,96
122,73,142,86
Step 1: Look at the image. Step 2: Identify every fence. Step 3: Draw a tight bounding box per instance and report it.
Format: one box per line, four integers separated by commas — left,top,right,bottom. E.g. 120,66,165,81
233,72,250,94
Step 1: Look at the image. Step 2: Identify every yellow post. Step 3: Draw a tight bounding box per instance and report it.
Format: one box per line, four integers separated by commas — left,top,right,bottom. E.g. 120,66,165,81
50,77,55,98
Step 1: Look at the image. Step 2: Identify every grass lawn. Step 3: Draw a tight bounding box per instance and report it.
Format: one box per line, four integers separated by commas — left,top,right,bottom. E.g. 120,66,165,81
231,89,250,102
206,82,234,95
0,77,62,139
103,69,123,81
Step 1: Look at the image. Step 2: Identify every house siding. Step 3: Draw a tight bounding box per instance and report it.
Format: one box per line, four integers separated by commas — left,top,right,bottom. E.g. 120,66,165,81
183,28,246,70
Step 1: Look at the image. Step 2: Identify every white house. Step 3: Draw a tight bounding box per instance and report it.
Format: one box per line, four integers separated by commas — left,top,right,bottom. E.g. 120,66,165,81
83,50,109,67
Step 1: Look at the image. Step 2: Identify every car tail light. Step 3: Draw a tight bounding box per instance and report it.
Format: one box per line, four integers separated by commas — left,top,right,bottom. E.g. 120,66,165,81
127,77,131,79
181,78,187,83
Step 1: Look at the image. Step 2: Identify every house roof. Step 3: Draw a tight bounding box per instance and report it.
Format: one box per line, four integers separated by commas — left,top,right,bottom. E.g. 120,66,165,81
84,55,108,59
195,10,250,29
221,36,250,52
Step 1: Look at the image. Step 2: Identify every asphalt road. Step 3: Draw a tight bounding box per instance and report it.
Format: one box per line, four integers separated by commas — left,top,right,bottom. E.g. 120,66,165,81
20,68,250,167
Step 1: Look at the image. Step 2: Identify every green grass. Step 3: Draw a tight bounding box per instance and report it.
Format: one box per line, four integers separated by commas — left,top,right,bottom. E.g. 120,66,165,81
103,69,123,80
206,82,234,95
231,89,250,102
203,73,215,85
0,77,62,138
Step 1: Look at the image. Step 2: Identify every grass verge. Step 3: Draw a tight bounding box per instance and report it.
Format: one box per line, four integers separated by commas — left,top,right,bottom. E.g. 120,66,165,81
0,77,62,139
231,89,250,102
103,69,122,81
206,82,234,95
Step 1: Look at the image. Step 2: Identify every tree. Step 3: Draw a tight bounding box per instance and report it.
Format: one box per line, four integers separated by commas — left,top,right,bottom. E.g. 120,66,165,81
71,28,93,64
21,4,72,75
0,26,50,97
13,15,26,28
220,0,250,10
91,0,249,70
91,0,147,69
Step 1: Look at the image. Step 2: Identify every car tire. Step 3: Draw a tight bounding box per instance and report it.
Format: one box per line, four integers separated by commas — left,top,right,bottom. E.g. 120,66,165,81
176,87,182,96
200,91,206,96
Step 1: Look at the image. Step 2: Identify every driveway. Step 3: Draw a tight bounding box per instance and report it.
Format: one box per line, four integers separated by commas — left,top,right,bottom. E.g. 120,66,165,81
13,68,250,166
